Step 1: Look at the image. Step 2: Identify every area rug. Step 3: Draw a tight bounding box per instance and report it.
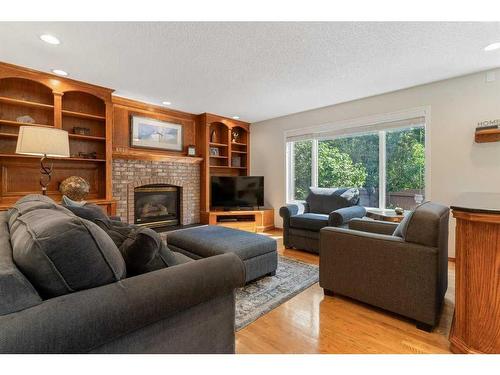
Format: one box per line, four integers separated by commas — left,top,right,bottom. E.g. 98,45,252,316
235,256,319,330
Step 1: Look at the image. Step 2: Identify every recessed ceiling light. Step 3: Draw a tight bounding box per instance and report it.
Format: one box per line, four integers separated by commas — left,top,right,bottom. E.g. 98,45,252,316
52,69,68,76
232,116,240,120
162,101,172,105
484,42,500,52
40,34,60,45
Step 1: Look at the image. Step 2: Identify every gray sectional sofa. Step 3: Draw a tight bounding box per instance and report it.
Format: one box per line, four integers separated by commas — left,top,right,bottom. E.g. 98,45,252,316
0,195,245,353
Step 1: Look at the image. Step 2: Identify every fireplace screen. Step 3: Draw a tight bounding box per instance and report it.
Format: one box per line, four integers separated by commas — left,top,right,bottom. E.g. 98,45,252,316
134,184,180,227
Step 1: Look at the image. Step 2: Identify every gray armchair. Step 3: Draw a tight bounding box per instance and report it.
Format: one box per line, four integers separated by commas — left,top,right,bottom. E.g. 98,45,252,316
319,202,450,331
280,187,366,253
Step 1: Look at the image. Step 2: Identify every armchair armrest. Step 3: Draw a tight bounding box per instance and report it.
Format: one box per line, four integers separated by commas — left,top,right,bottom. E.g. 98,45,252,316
0,253,245,353
348,218,399,235
328,205,366,227
280,203,307,227
279,204,300,219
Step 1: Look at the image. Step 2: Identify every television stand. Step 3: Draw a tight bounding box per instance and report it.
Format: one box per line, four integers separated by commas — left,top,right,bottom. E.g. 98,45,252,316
200,208,274,233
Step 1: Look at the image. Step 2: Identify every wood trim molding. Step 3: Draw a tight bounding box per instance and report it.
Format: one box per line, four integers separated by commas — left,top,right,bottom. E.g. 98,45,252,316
112,150,203,164
0,61,114,101
112,96,197,121
452,209,500,224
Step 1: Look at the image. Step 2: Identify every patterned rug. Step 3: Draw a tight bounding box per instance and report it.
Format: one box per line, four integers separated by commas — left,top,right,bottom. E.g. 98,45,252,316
235,256,319,330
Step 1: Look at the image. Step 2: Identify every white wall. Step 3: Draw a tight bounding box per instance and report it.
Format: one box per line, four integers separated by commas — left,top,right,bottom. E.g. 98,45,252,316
250,69,500,257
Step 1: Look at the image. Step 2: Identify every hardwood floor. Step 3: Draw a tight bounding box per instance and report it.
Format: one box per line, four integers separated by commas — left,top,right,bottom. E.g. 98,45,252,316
236,229,455,354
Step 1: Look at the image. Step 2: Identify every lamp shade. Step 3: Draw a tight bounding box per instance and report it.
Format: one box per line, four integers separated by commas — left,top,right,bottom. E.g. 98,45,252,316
16,126,70,157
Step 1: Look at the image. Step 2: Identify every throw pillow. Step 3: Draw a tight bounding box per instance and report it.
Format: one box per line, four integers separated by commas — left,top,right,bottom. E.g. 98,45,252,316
119,226,178,276
62,195,86,207
63,203,109,222
393,210,415,239
93,218,135,248
10,202,126,299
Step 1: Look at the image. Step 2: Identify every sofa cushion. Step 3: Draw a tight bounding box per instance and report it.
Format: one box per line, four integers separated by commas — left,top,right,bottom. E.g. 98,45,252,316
0,212,42,316
290,213,329,231
119,226,179,276
305,187,360,214
289,227,321,240
9,198,126,299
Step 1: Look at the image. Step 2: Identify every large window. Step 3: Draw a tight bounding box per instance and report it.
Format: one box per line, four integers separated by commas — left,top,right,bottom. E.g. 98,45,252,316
286,122,426,210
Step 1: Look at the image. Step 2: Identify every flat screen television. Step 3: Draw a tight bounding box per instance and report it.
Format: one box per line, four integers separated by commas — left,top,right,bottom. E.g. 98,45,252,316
211,176,264,209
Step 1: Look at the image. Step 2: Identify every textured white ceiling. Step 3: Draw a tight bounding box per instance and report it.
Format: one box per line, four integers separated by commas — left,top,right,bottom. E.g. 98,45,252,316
0,22,499,122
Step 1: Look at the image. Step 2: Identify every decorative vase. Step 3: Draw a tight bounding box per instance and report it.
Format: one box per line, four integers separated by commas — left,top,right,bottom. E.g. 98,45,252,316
232,129,240,143
59,176,90,201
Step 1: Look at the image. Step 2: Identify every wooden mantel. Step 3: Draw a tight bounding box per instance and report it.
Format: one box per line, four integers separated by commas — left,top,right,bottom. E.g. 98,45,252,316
112,148,203,164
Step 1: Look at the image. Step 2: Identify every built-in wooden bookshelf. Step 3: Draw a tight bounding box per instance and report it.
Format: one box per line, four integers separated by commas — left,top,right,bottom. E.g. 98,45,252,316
0,62,115,213
197,113,250,213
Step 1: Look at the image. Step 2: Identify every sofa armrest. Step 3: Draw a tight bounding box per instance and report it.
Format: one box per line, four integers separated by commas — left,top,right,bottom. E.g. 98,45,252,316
348,218,399,235
328,205,366,227
0,253,245,353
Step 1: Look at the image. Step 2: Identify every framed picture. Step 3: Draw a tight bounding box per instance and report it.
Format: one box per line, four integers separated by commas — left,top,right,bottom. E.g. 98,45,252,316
209,147,220,156
187,145,196,156
130,116,183,151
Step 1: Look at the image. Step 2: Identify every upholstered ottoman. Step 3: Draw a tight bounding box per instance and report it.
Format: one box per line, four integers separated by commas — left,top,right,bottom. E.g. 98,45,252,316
166,226,277,283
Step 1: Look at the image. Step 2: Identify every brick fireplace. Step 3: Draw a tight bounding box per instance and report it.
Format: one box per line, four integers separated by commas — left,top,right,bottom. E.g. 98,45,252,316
112,158,201,225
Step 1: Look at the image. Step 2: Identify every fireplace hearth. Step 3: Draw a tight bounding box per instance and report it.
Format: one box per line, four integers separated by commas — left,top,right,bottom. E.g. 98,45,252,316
134,184,180,228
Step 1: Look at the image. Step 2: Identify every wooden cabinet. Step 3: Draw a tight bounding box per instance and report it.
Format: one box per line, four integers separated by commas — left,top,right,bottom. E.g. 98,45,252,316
200,209,274,233
0,62,114,207
450,195,500,354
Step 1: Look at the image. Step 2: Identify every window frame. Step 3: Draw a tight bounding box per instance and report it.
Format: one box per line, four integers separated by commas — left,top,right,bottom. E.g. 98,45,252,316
285,108,430,209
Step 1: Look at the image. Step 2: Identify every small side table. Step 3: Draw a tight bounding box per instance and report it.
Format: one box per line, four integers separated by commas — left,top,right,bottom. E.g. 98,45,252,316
365,209,408,223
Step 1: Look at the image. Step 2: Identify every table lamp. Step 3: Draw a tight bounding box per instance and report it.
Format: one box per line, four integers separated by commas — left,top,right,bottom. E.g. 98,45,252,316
16,126,70,195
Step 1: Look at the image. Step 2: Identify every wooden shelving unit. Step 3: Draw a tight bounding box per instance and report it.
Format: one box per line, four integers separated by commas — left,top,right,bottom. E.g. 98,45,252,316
62,109,106,121
0,63,115,213
0,96,54,109
475,128,500,143
197,113,251,214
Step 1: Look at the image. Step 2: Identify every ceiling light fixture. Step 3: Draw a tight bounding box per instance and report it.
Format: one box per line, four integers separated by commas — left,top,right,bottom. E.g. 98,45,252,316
40,34,60,45
484,42,500,52
52,69,68,76
232,116,240,120
162,101,172,105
